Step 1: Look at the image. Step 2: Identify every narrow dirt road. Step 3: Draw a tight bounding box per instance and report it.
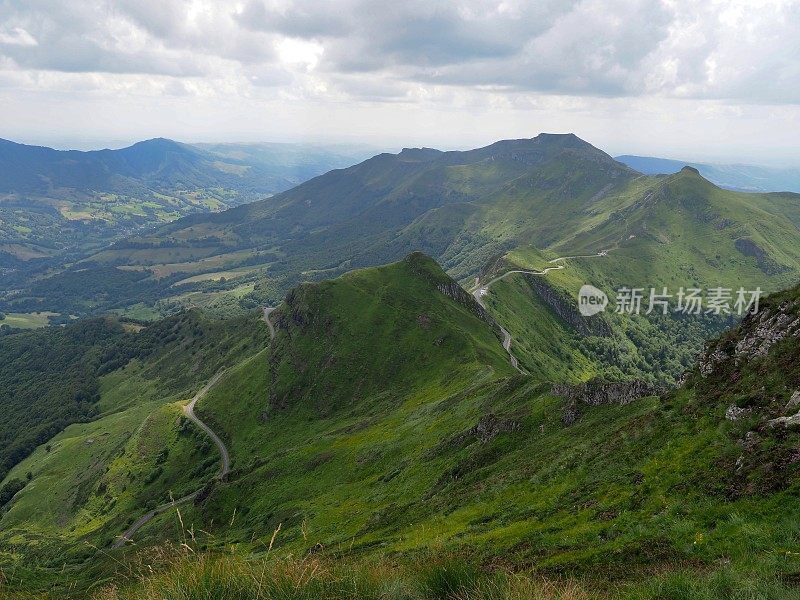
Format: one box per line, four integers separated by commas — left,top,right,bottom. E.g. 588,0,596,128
184,372,229,476
114,309,277,548
472,251,609,373
113,373,227,548
263,306,276,339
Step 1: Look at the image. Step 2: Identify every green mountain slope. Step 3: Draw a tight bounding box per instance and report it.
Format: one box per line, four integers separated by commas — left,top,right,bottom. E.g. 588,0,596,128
171,261,800,583
30,134,632,313
3,254,800,597
15,134,800,331
0,138,366,284
0,310,268,570
468,165,800,383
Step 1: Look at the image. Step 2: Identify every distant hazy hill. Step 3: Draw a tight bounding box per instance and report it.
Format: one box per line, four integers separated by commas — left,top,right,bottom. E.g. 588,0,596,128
616,154,800,193
0,138,368,267
65,135,799,303
90,133,637,290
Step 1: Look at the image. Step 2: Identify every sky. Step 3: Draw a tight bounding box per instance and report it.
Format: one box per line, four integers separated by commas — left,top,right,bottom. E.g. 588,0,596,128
1,0,800,165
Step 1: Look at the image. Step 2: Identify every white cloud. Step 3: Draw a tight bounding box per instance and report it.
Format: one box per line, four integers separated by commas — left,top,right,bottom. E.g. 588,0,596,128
276,38,323,70
0,26,37,46
0,0,798,162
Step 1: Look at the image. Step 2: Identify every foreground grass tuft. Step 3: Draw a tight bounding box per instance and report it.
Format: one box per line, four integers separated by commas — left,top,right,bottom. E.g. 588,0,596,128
78,547,800,600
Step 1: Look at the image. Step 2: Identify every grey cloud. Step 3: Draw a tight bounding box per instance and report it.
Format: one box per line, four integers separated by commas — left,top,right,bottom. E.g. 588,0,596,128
241,0,574,70
0,0,208,75
237,0,352,38
113,0,278,65
1,0,799,105
235,0,673,97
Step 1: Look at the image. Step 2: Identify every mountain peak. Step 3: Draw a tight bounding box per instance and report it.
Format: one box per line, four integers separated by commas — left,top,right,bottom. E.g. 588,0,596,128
124,137,184,152
534,132,584,144
671,164,715,186
397,147,442,161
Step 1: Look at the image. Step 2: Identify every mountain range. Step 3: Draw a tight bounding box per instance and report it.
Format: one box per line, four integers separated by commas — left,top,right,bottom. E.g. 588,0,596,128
3,133,800,597
616,154,800,193
5,134,798,335
2,250,800,597
0,137,370,269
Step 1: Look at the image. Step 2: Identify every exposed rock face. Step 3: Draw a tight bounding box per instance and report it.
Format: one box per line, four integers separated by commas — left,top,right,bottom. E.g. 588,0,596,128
553,379,654,407
437,413,523,453
524,274,611,337
699,299,800,377
786,391,800,412
725,404,750,421
699,348,730,376
733,301,800,361
767,412,800,428
436,282,495,326
694,291,800,494
553,379,656,425
467,413,521,443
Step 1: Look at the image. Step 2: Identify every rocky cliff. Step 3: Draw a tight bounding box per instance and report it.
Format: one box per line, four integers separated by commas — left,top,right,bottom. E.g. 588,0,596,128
553,378,656,425
523,273,611,337
692,286,800,493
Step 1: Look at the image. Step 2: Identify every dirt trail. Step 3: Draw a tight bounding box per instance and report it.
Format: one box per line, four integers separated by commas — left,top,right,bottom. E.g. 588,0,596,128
113,374,226,548
114,309,277,548
472,250,609,373
263,306,276,339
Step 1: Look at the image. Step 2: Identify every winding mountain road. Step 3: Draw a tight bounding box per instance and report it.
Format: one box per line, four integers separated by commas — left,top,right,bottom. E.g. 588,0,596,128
113,308,277,548
263,306,276,339
472,250,609,373
184,372,230,476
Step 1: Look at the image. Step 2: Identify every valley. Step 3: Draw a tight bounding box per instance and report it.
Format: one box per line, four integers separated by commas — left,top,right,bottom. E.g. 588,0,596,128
4,1,799,596
1,136,800,599
0,138,371,322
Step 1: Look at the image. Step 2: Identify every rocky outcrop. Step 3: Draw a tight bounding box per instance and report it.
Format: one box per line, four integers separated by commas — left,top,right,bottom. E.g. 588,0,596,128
767,391,800,428
553,379,656,425
786,390,800,412
435,413,523,454
699,347,730,376
465,413,521,443
524,274,611,337
767,412,800,428
699,299,800,377
733,301,800,361
725,404,750,421
436,281,495,326
693,289,800,493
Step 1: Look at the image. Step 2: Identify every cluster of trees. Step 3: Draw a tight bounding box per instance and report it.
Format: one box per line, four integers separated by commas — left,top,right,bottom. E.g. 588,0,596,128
1,266,184,316
578,311,734,385
0,477,26,511
0,308,266,484
0,318,155,482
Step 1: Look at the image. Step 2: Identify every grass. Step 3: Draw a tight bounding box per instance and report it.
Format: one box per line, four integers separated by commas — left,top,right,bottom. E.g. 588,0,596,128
8,547,795,599
0,312,58,328
10,136,800,332
4,254,800,597
174,256,800,584
172,265,265,286
0,311,269,569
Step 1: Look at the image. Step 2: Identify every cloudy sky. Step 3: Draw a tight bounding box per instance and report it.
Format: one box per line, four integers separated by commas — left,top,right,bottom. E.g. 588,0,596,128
1,0,799,164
